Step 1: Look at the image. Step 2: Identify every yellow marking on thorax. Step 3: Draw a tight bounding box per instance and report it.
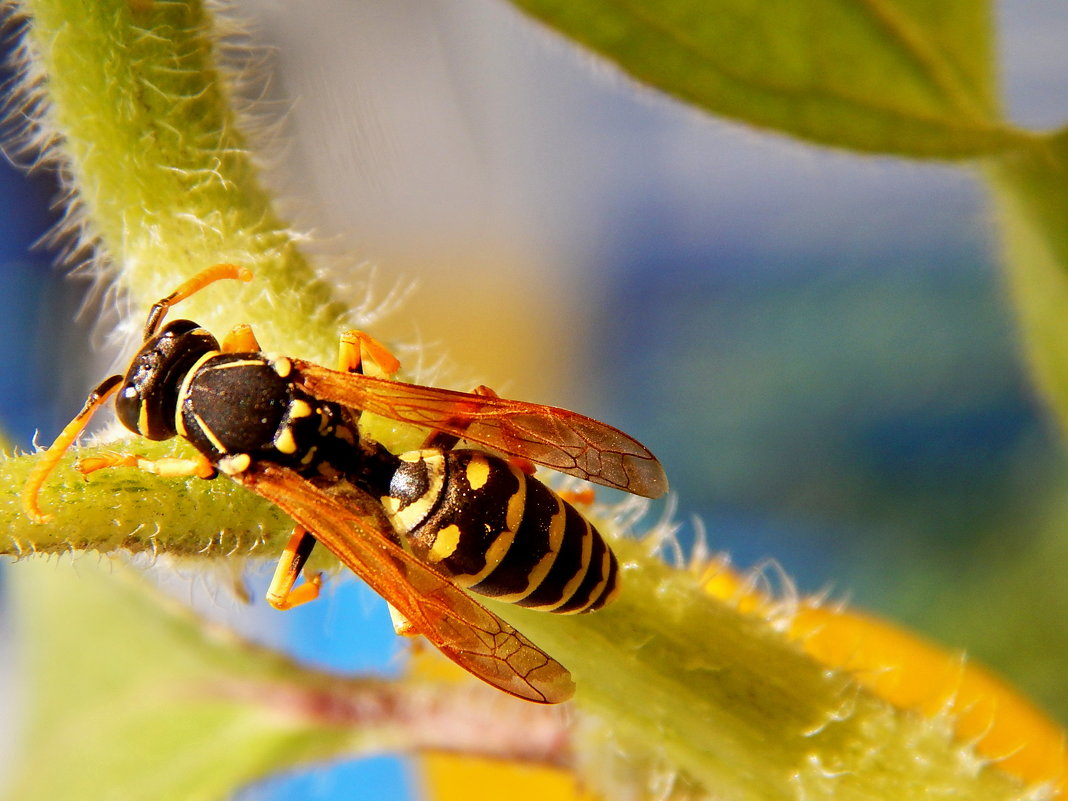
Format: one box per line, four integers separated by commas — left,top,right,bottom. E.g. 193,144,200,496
217,453,252,475
203,358,267,370
172,349,219,438
191,411,228,453
428,524,462,563
290,399,313,418
317,408,334,435
274,426,298,455
268,355,292,378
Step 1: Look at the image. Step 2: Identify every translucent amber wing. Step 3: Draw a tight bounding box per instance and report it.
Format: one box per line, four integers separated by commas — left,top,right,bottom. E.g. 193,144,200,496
294,361,667,498
239,462,575,704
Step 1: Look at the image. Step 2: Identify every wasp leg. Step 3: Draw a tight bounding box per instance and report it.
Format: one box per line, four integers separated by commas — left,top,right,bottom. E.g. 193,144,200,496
76,450,217,479
557,487,596,506
386,602,419,637
143,263,253,341
418,384,498,450
507,455,538,475
226,560,253,605
265,526,323,610
22,374,124,523
338,330,400,377
222,323,261,353
418,385,536,479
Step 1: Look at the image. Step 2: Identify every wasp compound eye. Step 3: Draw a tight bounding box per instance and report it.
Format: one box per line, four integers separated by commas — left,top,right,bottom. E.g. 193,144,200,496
115,319,219,440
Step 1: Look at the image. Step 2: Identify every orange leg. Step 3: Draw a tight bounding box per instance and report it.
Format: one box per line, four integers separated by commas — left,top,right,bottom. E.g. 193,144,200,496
143,263,253,340
265,526,323,610
386,603,419,637
558,487,596,506
338,330,400,377
418,384,536,476
76,450,217,480
222,323,261,353
419,386,498,450
507,454,538,476
22,374,123,523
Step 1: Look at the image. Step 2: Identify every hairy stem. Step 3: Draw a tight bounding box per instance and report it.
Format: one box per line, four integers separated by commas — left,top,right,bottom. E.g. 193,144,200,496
15,0,348,358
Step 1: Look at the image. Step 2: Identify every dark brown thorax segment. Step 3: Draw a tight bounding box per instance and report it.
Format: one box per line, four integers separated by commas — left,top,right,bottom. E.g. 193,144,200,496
179,353,294,458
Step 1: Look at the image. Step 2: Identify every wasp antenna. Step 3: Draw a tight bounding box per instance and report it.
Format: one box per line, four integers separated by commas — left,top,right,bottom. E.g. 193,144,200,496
22,374,124,523
143,264,254,340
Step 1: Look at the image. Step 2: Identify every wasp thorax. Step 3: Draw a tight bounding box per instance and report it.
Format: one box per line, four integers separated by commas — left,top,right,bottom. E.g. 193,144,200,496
116,319,219,440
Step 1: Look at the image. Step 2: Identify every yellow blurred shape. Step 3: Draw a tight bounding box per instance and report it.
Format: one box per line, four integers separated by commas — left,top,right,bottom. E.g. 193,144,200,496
411,648,597,801
704,561,1067,797
422,756,598,801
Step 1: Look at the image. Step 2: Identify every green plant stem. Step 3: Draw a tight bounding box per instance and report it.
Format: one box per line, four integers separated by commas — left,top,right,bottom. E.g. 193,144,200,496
2,442,291,558
5,558,573,801
20,0,348,360
1,441,1034,800
490,537,1029,801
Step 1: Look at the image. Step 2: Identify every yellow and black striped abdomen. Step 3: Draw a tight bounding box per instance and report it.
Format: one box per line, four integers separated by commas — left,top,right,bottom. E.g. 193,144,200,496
381,449,618,614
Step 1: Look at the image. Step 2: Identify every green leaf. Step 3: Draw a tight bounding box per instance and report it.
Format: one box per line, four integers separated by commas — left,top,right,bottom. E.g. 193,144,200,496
4,559,372,801
503,0,1035,157
2,558,576,801
989,132,1068,442
487,538,1033,801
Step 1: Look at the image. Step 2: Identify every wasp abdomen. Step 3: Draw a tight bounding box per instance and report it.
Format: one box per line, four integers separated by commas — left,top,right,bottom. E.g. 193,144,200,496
383,449,618,614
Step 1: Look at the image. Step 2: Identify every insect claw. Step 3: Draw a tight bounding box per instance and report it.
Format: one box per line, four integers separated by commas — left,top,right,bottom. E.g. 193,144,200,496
75,451,138,477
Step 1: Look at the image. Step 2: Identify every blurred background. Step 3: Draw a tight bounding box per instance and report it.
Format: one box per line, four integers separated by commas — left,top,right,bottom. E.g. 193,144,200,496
2,1,1067,798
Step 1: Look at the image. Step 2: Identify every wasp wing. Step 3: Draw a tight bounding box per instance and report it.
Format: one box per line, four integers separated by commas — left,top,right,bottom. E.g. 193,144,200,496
293,361,668,498
238,462,575,704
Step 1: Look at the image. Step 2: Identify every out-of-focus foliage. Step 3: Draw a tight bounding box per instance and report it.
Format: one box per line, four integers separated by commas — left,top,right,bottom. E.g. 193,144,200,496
505,0,1027,157
5,559,401,801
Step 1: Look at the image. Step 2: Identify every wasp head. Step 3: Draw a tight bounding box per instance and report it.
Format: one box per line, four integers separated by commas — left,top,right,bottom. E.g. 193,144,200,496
116,320,219,440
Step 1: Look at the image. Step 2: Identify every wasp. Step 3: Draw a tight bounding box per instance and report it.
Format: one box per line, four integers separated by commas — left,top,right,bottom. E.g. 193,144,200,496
22,264,667,703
